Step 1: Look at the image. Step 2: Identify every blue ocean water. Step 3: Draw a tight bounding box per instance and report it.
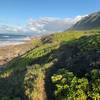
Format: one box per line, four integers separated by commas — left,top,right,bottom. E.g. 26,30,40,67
0,34,30,47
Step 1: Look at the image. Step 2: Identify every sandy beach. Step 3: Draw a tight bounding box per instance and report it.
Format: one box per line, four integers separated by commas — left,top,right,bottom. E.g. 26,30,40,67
0,37,39,67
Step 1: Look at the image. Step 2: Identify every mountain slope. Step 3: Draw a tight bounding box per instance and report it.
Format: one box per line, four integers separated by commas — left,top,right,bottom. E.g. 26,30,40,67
69,12,100,30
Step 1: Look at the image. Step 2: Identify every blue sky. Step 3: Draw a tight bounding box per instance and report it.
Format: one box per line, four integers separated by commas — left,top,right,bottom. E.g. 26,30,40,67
0,0,100,34
0,0,100,25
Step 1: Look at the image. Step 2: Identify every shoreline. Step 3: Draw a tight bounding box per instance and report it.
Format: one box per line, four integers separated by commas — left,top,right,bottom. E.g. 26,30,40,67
0,37,40,67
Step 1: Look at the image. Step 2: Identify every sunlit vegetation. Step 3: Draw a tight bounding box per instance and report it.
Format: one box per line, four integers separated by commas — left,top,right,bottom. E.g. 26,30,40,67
51,69,100,100
51,69,88,100
24,64,45,100
0,30,100,100
41,31,86,43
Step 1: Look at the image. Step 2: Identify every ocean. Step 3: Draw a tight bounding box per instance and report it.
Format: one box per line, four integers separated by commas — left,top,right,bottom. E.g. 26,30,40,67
0,34,30,47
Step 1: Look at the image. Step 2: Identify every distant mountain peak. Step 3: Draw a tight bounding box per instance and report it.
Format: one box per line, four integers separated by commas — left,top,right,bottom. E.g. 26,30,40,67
69,11,100,30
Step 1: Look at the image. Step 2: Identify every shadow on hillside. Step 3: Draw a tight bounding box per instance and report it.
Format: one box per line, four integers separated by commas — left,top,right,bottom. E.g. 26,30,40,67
0,35,100,100
44,36,100,100
0,58,29,99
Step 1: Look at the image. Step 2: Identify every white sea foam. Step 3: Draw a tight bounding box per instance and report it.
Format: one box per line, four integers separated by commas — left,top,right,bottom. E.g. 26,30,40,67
2,35,10,38
0,36,31,47
0,41,25,47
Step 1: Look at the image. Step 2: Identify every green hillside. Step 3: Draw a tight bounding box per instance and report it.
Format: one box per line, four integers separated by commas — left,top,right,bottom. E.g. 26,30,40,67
69,12,100,30
0,30,100,100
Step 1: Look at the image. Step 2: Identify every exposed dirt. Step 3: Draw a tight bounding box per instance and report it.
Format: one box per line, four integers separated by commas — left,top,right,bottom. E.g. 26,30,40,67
38,78,47,100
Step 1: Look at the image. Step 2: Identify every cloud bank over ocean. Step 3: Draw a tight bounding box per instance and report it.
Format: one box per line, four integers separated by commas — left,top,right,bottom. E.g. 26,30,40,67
0,16,84,34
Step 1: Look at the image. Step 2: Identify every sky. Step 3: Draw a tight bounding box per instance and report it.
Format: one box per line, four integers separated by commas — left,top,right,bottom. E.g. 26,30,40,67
0,0,100,34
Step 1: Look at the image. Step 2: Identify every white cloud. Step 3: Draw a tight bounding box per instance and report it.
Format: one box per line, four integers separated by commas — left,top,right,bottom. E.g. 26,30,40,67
0,16,85,34
26,16,84,34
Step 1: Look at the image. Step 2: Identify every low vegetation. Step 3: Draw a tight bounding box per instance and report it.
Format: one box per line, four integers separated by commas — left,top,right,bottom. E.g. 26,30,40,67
0,30,100,100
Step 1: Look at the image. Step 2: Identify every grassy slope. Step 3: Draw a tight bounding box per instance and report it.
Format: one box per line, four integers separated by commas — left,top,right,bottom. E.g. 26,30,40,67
0,30,100,100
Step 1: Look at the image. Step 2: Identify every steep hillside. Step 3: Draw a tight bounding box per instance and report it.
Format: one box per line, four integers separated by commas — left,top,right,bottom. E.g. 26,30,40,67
0,30,100,100
69,12,100,30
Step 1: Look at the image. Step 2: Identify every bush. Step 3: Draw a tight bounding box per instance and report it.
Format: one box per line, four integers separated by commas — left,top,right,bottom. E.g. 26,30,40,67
51,69,89,100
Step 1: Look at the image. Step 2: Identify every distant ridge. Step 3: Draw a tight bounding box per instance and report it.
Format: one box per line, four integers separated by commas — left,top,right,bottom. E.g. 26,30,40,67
69,11,100,30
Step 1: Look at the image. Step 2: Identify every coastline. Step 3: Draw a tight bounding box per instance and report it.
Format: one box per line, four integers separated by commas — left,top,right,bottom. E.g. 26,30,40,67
0,37,40,67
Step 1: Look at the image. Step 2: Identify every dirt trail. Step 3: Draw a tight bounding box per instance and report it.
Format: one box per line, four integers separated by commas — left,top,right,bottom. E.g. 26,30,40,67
38,78,47,100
